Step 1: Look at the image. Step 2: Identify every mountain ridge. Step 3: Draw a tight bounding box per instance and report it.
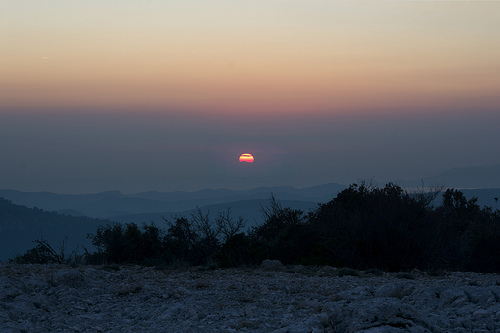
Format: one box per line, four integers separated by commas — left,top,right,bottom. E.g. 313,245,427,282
395,164,500,189
0,183,346,219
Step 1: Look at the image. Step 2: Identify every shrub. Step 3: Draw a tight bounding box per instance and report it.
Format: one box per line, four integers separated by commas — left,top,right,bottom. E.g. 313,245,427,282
13,237,82,265
87,222,166,265
247,195,316,265
310,182,442,271
28,183,500,273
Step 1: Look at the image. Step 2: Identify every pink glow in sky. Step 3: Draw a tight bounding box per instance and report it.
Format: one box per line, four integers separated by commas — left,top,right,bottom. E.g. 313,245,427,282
1,1,499,193
3,1,499,115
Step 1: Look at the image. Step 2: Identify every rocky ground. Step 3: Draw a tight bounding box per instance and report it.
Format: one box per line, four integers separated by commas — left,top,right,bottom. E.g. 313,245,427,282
2,260,500,332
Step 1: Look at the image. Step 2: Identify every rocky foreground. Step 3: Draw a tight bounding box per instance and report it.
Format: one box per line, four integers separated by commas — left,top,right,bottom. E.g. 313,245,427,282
2,261,500,333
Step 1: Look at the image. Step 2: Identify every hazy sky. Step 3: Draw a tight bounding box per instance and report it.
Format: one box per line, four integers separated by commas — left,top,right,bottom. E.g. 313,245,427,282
1,1,499,193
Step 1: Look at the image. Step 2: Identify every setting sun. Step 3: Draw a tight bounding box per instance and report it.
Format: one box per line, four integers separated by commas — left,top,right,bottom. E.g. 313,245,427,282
239,153,254,163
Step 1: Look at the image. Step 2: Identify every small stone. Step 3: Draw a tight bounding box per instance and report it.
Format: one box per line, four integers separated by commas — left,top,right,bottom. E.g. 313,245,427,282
261,259,285,271
244,305,254,317
473,309,490,317
451,272,465,278
51,269,85,288
374,283,403,298
439,288,469,308
322,266,336,271
292,265,307,273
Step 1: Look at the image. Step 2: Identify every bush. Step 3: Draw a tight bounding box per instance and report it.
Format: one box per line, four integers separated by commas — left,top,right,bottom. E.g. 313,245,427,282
310,182,442,271
22,183,500,273
87,222,166,265
216,233,255,267
246,195,316,265
13,237,82,265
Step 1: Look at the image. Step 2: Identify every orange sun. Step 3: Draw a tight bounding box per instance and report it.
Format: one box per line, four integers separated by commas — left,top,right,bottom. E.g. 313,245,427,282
239,153,254,163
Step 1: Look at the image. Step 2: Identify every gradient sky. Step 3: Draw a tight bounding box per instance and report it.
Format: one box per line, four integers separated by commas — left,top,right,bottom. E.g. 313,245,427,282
1,1,499,193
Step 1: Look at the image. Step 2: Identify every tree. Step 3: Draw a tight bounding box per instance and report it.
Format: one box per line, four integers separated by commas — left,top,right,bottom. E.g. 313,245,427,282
163,216,199,263
311,182,440,270
216,207,246,242
248,195,313,264
13,236,80,265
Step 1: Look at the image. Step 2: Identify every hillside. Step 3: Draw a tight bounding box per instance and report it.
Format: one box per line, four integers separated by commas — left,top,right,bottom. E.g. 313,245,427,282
0,195,320,262
0,198,108,261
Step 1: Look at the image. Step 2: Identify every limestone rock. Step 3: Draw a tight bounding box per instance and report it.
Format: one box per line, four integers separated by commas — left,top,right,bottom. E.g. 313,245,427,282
260,259,285,271
50,268,85,288
439,288,469,309
325,298,434,332
2,262,500,332
375,283,404,298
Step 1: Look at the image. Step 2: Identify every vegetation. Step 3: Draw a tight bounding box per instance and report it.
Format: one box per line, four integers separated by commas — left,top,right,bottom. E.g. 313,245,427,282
13,236,82,265
9,183,500,273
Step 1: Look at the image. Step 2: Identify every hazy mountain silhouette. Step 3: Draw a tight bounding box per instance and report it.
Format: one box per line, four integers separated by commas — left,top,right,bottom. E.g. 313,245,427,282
0,198,109,261
0,183,346,219
0,190,124,214
458,189,500,209
130,183,345,204
0,184,346,261
2,179,499,262
0,196,323,262
111,198,320,230
397,164,500,189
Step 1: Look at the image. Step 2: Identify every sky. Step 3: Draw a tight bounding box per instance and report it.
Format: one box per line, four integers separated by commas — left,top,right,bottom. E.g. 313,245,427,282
1,1,500,194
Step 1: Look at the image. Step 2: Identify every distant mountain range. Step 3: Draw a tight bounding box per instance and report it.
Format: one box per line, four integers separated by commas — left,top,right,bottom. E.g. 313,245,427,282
2,165,500,261
111,198,321,229
2,164,499,221
0,183,346,220
396,164,500,189
0,184,346,261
